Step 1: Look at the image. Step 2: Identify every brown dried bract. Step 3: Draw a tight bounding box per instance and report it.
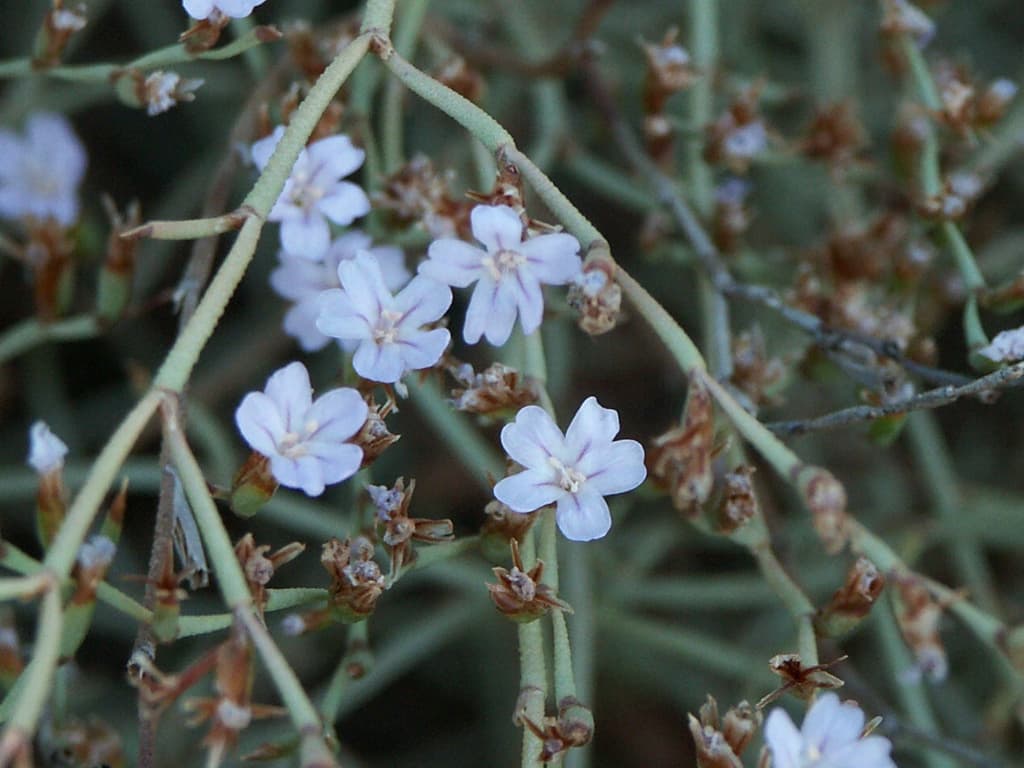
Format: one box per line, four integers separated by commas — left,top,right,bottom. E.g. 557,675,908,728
704,85,769,173
649,373,715,517
448,361,539,415
488,539,571,623
716,465,758,534
758,653,846,708
795,466,849,554
518,698,593,764
370,477,454,578
34,1,87,69
815,557,885,637
892,575,953,681
801,102,867,173
688,695,761,768
234,533,305,618
354,396,401,468
730,327,784,408
321,536,386,621
566,248,622,335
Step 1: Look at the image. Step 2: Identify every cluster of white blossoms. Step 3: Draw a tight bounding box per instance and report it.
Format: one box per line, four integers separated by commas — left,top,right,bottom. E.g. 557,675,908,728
978,325,1024,364
182,0,267,20
764,693,897,768
243,136,644,538
0,112,86,227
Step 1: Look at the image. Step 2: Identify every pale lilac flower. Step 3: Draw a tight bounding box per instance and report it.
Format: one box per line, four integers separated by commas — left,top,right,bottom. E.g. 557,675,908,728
317,252,452,383
978,326,1024,363
420,204,582,346
183,0,267,19
765,693,897,768
235,361,367,496
270,231,409,352
143,71,203,116
251,126,371,259
0,113,86,226
493,397,646,542
27,421,68,475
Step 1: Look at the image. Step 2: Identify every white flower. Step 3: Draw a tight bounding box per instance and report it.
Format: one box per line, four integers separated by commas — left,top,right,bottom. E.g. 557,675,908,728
27,421,68,474
765,693,897,768
0,112,86,226
978,326,1024,363
183,0,267,19
317,252,452,383
420,204,582,346
143,71,203,116
235,362,367,496
270,231,409,352
77,535,116,570
493,397,646,542
251,126,371,259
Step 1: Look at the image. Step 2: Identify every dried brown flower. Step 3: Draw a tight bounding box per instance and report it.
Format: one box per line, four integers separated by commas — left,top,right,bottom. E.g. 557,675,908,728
518,697,594,764
688,695,761,768
488,539,571,622
566,248,622,335
234,533,305,618
815,557,885,637
374,154,473,239
369,477,454,578
34,1,87,69
758,653,846,708
801,102,867,172
321,536,386,622
448,361,539,415
354,396,401,468
730,327,784,408
794,466,849,554
892,575,952,682
716,465,758,534
41,715,124,768
704,86,769,173
649,373,715,517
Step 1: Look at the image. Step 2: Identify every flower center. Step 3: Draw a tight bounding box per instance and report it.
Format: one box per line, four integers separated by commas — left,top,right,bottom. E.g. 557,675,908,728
372,309,403,345
548,455,586,493
481,248,525,281
278,431,307,459
289,166,325,211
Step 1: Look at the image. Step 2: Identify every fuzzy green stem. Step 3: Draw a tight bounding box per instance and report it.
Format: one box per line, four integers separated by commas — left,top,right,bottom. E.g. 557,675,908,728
361,0,397,34
0,315,99,366
751,545,819,665
517,531,547,768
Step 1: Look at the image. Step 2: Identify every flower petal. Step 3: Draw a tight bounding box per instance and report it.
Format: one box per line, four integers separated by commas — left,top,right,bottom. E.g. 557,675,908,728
306,387,368,443
519,233,582,285
263,361,312,433
802,694,863,754
565,396,620,459
270,454,325,496
500,405,566,470
304,441,364,486
250,126,285,170
398,327,449,372
467,278,518,346
470,204,524,251
307,135,365,182
235,391,285,456
396,275,452,327
353,339,406,383
580,440,646,496
494,469,563,513
318,181,371,227
764,709,802,768
337,251,393,320
555,486,611,541
283,299,330,351
422,239,486,287
511,271,545,336
270,253,325,301
281,210,330,259
317,288,371,341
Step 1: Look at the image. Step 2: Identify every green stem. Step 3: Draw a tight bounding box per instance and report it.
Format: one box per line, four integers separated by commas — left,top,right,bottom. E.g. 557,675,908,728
320,620,371,724
0,585,60,755
750,545,818,665
361,0,397,34
380,0,429,173
0,315,99,366
517,531,547,768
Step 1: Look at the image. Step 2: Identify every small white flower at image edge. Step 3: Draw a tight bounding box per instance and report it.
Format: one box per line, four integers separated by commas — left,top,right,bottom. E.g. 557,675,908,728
28,421,68,475
493,397,646,541
0,112,86,227
251,126,371,259
234,361,367,496
420,204,582,347
317,251,452,384
183,0,268,20
977,325,1024,364
764,692,898,768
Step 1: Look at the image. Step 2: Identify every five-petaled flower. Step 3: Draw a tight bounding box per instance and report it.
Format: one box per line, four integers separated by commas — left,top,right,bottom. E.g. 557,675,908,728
764,693,897,768
251,126,371,259
183,0,267,19
494,397,646,541
420,204,582,346
317,252,452,383
0,112,86,227
270,231,409,352
235,361,367,496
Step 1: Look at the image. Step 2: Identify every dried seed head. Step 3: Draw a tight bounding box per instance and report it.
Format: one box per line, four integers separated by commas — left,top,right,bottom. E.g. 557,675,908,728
716,465,758,534
893,576,950,682
730,327,784,408
801,102,867,171
721,700,761,757
712,178,753,253
919,172,984,221
488,539,571,623
320,536,385,621
649,373,715,517
815,557,886,637
448,361,540,415
371,477,454,578
567,250,622,335
704,86,769,173
641,27,697,114
795,466,849,554
689,714,743,768
34,1,88,68
234,533,305,616
374,154,473,239
354,398,401,468
758,653,846,708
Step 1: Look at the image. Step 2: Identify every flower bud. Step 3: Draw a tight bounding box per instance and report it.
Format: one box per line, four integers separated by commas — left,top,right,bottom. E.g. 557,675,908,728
230,452,278,517
32,1,87,69
28,421,68,548
815,557,885,637
96,197,140,322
